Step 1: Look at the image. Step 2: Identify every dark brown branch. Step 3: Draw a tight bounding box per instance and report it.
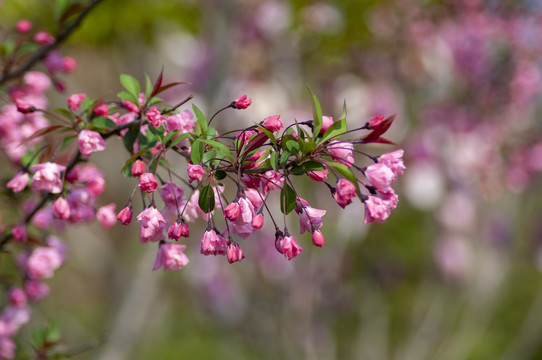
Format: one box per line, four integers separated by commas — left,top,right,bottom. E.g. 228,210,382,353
0,0,104,86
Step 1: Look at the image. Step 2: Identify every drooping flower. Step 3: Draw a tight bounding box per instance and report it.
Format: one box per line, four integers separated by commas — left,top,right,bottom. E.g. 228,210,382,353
333,179,357,208
146,106,165,127
131,159,145,177
187,163,204,183
30,162,66,194
12,225,27,243
78,130,106,158
224,201,241,221
378,149,406,177
307,168,328,182
312,230,325,247
7,172,29,193
275,233,303,260
160,181,184,206
295,198,326,234
117,206,132,225
365,163,395,193
363,195,392,224
136,206,166,243
153,243,189,271
52,197,70,219
227,243,246,263
200,229,228,256
138,173,158,193
168,222,183,240
328,140,354,167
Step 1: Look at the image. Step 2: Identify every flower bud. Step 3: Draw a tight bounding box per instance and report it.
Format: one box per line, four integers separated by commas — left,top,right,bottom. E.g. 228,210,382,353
187,164,204,183
312,230,325,247
227,243,246,264
224,202,241,221
117,207,132,225
251,213,264,230
7,172,29,192
12,225,27,243
97,204,117,229
52,197,70,219
233,95,252,109
168,222,182,240
34,31,54,45
261,115,283,132
131,159,145,177
180,222,190,237
67,93,86,111
16,19,32,33
138,173,158,193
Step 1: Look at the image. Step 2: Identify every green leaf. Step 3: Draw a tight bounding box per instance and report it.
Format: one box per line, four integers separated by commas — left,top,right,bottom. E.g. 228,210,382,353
206,126,217,140
190,139,203,164
80,97,94,113
46,320,61,343
192,104,208,137
60,135,77,150
120,74,140,99
299,138,316,154
148,124,165,140
280,184,296,215
327,162,360,192
306,86,323,140
285,140,299,154
321,118,347,143
147,96,163,107
202,150,216,166
281,134,298,150
55,0,71,18
256,124,277,147
144,73,153,101
280,150,291,168
168,132,193,148
199,185,215,213
200,139,233,164
290,160,325,175
117,91,138,105
91,116,116,129
162,130,180,145
215,170,227,180
270,150,278,171
123,126,139,152
139,130,157,150
55,108,75,122
338,100,347,122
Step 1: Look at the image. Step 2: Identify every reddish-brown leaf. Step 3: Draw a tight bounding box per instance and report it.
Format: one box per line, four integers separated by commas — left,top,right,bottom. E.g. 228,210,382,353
17,125,66,147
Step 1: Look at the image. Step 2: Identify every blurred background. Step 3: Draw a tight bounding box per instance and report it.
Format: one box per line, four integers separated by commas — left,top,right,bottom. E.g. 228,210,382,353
2,0,542,359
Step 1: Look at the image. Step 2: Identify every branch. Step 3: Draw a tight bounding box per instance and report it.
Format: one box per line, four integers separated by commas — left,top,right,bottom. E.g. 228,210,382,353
0,0,104,86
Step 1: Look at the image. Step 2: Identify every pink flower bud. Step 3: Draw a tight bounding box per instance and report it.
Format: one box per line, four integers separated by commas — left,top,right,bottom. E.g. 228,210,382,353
15,99,36,114
312,230,325,247
7,172,29,192
93,102,109,116
224,202,241,221
328,140,354,167
138,173,158,193
153,243,189,271
187,163,204,183
307,169,328,182
16,19,32,33
67,93,86,111
200,229,228,256
227,243,246,264
233,95,252,109
378,149,405,177
136,206,167,243
122,99,140,113
12,225,27,243
365,163,395,193
320,115,334,134
146,106,165,127
368,115,384,128
62,57,77,73
333,179,357,208
131,159,145,177
117,207,132,225
8,287,27,307
78,130,106,158
168,222,182,240
275,234,303,260
251,213,264,229
180,223,190,237
96,204,117,229
261,115,283,132
34,31,54,45
52,197,70,219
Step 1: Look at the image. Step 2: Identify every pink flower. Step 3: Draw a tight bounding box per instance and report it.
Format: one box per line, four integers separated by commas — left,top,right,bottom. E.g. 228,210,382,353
146,106,165,127
365,163,395,193
368,115,384,128
12,225,27,243
200,229,228,256
378,149,405,177
30,162,66,194
233,95,252,109
96,203,117,229
62,57,77,73
262,170,283,195
15,99,35,114
261,115,283,132
122,99,140,113
117,207,132,225
0,337,15,359
251,213,264,229
363,196,392,224
8,288,27,307
16,19,32,33
24,280,50,302
23,71,51,93
26,247,63,279
307,168,328,182
168,222,182,240
67,93,86,111
312,230,325,247
138,173,158,193
180,223,190,237
236,129,258,145
244,188,263,210
224,202,241,221
34,31,54,45
52,197,70,219
276,234,303,260
187,163,204,183
136,206,166,243
160,182,184,206
333,179,357,208
131,159,145,177
153,243,189,271
227,243,246,263
165,110,194,133
78,130,106,158
328,141,354,167
93,102,109,116
7,172,29,192
320,115,334,134
296,198,326,234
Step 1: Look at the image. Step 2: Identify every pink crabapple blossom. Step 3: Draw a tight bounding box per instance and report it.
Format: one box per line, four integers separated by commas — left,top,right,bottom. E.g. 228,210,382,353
52,197,70,219
78,129,106,158
378,149,406,177
328,140,354,167
12,225,27,243
333,179,357,208
153,243,189,271
320,115,334,134
93,102,109,116
6,172,29,193
233,95,252,109
117,206,133,225
312,230,325,247
131,159,145,177
136,206,167,243
15,19,32,33
227,243,246,263
187,163,204,183
67,93,86,111
33,31,54,45
365,163,395,193
146,106,165,127
96,204,117,229
261,115,283,132
276,233,303,260
30,162,66,194
138,173,158,193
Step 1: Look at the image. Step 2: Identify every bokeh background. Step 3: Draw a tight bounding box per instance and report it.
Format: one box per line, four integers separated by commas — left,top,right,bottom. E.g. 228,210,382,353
2,0,542,359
